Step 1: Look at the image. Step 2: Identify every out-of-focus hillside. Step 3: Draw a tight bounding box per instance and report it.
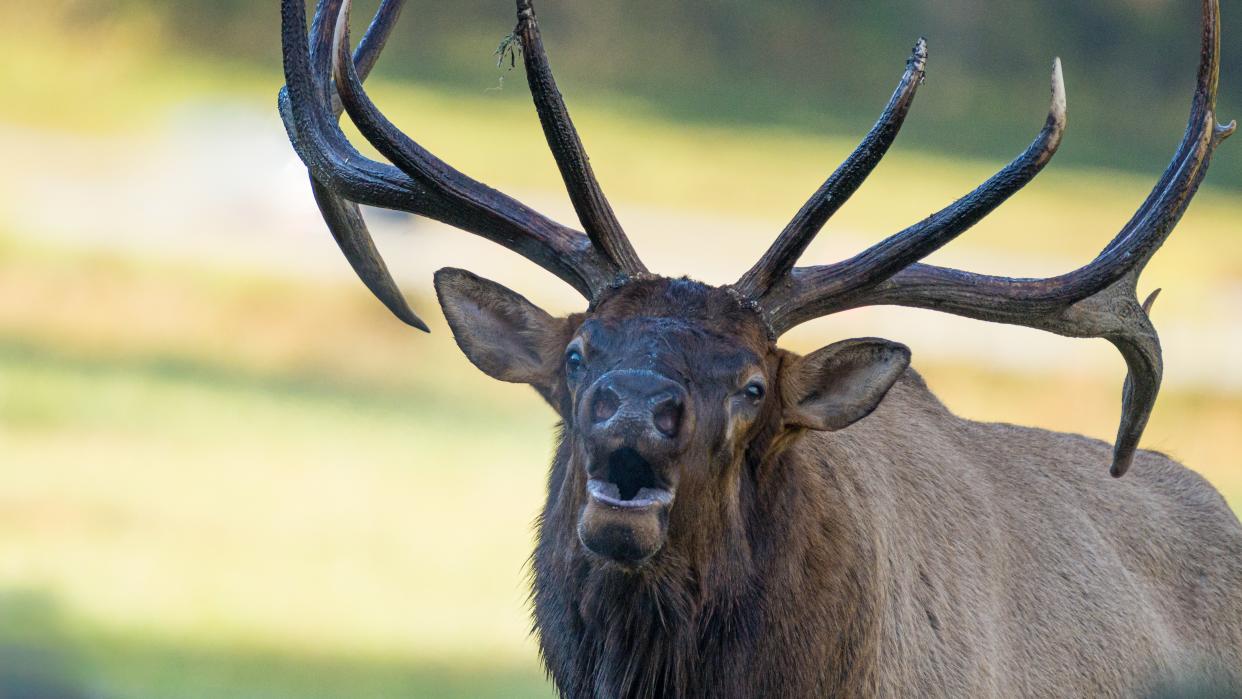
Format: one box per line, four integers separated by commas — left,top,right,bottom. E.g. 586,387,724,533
6,0,1242,183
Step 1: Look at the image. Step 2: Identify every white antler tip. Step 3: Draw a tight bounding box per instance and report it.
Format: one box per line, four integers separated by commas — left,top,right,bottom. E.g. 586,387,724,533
1049,57,1067,123
331,0,354,79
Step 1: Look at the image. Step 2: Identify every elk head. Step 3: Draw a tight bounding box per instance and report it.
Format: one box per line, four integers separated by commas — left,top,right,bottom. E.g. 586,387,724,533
433,270,912,564
280,0,1233,565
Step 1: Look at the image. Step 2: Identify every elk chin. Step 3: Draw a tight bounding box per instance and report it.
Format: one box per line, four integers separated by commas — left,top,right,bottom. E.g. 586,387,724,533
576,443,678,565
578,480,674,566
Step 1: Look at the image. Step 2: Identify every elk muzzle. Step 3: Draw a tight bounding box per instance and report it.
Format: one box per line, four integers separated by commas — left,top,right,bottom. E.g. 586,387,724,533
576,370,689,565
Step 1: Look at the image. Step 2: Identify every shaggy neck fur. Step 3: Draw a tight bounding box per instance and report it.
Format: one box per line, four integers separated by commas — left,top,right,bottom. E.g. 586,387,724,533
532,421,883,698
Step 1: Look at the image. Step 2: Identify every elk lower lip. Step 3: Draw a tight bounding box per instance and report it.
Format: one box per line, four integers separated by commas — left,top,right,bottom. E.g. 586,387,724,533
587,478,673,510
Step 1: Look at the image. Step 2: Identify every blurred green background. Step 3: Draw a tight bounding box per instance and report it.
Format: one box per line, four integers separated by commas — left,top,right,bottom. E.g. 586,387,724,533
1,1,1239,697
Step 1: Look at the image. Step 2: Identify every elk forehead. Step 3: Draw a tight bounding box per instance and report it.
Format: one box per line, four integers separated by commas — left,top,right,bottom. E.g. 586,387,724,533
587,278,771,348
570,279,772,385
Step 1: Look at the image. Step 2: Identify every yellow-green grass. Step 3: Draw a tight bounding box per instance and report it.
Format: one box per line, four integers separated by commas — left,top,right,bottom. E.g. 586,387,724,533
1,235,558,695
0,350,557,698
0,589,552,699
1,230,1239,697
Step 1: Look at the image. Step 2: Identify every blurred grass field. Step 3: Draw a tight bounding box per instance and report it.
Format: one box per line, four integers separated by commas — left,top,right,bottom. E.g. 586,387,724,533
2,7,1241,698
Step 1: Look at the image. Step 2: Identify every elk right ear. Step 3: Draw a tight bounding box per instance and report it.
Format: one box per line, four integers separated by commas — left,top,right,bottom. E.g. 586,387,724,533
781,338,911,432
434,268,569,391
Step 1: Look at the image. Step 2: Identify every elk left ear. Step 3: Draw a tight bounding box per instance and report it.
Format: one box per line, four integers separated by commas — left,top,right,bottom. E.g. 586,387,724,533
434,268,568,391
782,338,911,431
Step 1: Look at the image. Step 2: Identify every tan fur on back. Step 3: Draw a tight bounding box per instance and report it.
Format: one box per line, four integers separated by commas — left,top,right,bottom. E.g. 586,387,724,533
806,371,1242,696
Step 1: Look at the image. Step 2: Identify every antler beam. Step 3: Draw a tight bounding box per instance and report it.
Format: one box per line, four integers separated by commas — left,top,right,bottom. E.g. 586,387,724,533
745,0,1233,477
278,0,639,328
515,0,645,274
735,39,928,298
756,57,1067,332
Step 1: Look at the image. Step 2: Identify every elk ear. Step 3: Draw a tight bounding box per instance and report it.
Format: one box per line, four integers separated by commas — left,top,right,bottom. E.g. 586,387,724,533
434,268,568,389
782,338,911,431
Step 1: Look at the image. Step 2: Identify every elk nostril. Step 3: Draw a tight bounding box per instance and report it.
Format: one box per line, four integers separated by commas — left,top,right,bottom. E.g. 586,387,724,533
651,396,683,438
592,386,621,424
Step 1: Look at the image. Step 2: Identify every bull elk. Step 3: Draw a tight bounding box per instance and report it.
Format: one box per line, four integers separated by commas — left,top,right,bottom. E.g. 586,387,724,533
279,0,1242,696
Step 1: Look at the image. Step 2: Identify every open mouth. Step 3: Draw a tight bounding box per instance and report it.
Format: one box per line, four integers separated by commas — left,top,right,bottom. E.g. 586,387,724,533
586,447,674,510
579,447,675,564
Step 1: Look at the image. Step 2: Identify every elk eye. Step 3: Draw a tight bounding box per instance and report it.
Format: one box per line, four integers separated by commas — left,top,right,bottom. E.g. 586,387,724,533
744,382,765,400
565,349,584,373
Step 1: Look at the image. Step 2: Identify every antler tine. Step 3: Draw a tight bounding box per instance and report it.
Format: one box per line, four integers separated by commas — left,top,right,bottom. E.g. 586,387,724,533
305,0,429,330
330,0,609,291
325,0,405,116
284,0,428,329
761,0,1231,478
758,58,1067,329
279,0,624,328
735,39,928,299
515,0,646,275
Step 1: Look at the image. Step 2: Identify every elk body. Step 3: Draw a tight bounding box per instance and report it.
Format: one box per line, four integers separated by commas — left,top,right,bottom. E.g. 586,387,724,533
279,1,1242,696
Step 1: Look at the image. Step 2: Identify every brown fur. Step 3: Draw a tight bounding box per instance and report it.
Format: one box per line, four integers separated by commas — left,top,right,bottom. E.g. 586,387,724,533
434,272,1242,698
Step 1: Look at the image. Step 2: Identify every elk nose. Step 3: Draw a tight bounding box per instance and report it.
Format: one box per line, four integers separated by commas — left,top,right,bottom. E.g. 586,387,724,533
587,371,687,440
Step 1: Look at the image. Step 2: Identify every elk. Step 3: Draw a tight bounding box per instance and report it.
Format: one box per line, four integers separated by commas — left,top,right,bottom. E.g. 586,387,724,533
279,0,1242,696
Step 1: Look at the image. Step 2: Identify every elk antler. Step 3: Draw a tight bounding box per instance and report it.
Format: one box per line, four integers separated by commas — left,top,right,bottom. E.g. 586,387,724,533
740,0,1234,477
735,38,929,298
278,0,642,330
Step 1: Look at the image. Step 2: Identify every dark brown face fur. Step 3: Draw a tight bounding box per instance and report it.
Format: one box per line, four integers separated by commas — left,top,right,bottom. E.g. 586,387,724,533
553,279,779,565
435,270,910,570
